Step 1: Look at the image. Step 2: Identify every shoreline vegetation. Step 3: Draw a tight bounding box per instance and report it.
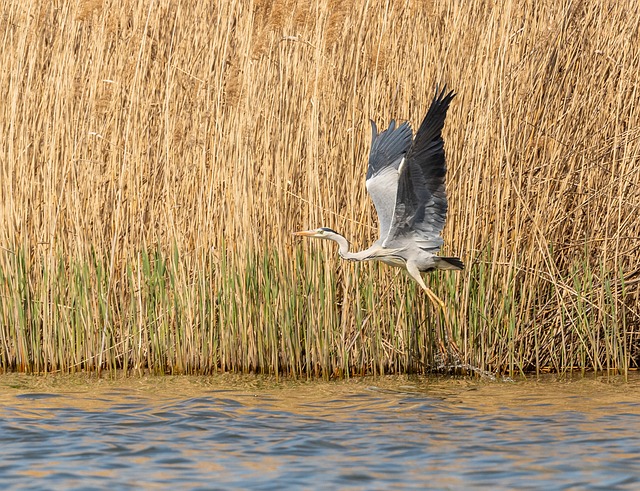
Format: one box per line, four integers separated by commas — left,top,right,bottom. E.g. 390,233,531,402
1,0,639,377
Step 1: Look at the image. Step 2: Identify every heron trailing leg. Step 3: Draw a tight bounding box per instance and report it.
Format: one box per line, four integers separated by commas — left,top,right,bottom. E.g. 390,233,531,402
406,262,460,357
406,263,445,311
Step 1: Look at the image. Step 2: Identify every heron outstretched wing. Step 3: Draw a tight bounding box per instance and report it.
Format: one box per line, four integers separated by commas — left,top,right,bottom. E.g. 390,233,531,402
382,88,455,250
365,120,413,242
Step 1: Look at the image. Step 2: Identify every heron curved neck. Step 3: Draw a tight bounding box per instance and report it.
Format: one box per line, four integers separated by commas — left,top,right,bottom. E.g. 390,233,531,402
329,233,371,261
327,233,350,258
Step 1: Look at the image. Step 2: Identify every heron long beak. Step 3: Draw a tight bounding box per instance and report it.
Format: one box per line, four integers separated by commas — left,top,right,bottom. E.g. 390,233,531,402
293,230,316,237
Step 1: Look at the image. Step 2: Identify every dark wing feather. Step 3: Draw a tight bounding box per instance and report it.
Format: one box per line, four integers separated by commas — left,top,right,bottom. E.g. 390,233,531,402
365,120,413,242
382,87,455,250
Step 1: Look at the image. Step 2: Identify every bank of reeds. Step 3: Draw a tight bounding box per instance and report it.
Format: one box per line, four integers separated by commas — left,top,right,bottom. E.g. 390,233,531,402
1,0,639,376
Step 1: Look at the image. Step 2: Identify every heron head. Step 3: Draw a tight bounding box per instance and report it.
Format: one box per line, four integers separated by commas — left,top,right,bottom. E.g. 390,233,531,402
293,227,340,240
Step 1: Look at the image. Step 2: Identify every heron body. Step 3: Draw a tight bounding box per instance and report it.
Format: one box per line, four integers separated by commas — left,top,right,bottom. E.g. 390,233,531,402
294,88,462,301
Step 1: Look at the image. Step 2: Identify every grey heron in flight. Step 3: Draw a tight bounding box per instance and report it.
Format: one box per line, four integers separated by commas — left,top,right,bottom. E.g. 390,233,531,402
294,88,462,307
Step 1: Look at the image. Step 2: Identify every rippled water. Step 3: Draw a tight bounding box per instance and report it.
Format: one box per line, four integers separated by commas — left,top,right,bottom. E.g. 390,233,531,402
1,373,639,490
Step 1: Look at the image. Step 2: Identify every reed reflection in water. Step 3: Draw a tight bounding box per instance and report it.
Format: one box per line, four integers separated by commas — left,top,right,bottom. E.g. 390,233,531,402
0,375,639,490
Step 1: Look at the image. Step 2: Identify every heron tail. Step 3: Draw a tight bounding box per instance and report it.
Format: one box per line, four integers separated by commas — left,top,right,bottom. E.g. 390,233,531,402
435,257,464,270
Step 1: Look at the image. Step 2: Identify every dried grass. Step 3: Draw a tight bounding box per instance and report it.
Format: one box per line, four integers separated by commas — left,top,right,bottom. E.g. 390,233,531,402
0,0,639,376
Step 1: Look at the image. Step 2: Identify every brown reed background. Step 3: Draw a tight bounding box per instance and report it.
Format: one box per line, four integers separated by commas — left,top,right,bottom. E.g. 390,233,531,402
0,0,639,376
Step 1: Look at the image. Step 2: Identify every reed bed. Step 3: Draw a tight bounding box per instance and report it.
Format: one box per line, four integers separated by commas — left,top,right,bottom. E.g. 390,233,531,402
0,0,639,376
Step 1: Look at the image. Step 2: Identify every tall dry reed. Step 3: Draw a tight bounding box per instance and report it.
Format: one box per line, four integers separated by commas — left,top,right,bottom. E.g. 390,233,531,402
0,0,638,376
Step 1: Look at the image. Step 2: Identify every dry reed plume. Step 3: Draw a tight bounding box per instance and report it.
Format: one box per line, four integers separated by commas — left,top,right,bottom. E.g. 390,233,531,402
0,0,639,376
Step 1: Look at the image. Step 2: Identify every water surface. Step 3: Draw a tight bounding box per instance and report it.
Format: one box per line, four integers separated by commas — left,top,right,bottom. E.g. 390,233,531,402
1,373,639,489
